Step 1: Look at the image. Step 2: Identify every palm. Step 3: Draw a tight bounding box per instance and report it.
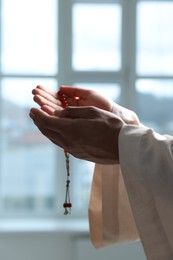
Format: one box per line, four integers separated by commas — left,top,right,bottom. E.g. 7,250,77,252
32,85,113,115
66,90,113,112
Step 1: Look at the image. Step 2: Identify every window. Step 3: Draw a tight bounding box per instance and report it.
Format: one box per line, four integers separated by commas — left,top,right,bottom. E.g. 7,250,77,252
136,1,173,133
0,0,173,218
72,3,121,71
0,0,58,217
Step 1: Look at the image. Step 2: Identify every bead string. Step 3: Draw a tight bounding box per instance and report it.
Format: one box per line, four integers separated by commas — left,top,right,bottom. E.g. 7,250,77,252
58,90,72,215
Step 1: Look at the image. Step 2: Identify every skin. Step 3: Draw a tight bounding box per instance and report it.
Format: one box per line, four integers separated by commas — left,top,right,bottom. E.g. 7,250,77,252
30,85,140,164
32,85,140,125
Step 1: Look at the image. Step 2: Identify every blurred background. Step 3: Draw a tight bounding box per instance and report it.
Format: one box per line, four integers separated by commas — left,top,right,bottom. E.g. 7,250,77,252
0,0,173,259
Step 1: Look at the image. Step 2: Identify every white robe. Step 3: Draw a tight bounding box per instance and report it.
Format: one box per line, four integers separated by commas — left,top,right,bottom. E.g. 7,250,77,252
89,125,173,260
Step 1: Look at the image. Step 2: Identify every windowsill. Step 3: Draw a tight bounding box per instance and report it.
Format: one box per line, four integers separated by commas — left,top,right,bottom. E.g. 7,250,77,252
0,218,89,234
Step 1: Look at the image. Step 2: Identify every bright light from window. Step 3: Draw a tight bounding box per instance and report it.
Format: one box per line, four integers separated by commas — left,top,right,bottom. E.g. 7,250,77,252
136,80,173,134
1,0,57,74
72,4,121,71
137,2,173,75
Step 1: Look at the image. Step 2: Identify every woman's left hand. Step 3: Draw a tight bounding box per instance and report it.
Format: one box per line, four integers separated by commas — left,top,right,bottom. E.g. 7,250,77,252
29,106,125,165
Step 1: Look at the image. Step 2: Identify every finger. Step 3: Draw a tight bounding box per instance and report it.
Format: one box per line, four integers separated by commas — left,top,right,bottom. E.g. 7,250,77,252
33,123,66,149
33,85,57,98
29,107,55,126
33,87,59,104
54,106,100,119
32,85,61,108
30,107,72,134
33,94,61,110
41,105,57,115
31,115,74,151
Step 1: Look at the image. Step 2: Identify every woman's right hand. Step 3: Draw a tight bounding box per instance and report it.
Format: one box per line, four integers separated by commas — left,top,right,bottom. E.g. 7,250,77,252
32,85,140,125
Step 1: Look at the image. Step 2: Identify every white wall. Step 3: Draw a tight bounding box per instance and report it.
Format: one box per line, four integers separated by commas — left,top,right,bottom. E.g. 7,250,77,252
0,233,72,260
73,237,147,260
0,232,146,260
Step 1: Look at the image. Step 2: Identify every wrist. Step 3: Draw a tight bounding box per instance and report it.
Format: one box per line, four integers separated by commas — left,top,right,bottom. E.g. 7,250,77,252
112,104,140,126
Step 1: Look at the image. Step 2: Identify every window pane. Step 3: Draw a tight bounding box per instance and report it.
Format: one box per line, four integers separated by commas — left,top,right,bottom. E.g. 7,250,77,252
72,4,121,71
2,0,57,74
0,78,57,213
137,2,173,75
136,80,173,134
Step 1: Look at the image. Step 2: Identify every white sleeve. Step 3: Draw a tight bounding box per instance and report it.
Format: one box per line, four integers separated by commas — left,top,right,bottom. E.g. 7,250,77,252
89,125,173,260
119,125,173,260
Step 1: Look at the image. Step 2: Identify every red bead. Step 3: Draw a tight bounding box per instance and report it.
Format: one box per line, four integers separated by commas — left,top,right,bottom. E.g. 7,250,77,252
57,90,63,97
63,203,68,208
67,203,72,208
58,90,68,108
63,203,72,208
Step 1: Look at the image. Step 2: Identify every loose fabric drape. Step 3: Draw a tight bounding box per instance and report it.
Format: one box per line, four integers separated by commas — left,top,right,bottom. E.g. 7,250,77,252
89,125,173,260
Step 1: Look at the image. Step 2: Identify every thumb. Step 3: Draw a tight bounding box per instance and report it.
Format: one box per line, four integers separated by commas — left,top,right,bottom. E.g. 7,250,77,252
59,85,91,99
54,106,99,119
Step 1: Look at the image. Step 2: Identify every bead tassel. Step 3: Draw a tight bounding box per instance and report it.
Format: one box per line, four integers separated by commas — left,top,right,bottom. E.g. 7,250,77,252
63,152,72,215
58,90,72,215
